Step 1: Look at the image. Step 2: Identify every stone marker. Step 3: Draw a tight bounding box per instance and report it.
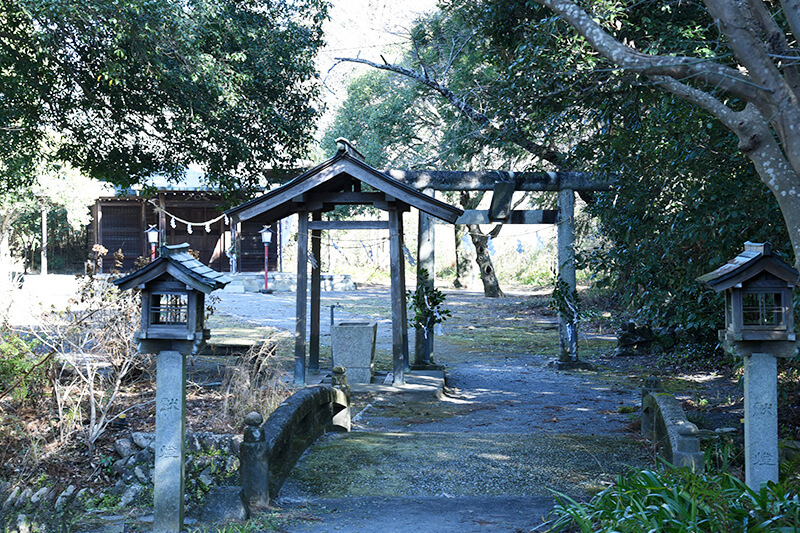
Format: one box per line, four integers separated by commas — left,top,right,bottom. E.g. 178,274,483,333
332,322,377,383
154,350,186,533
743,353,779,487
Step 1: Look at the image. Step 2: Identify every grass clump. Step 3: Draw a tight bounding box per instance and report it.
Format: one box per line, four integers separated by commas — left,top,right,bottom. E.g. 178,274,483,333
220,339,291,425
548,467,800,532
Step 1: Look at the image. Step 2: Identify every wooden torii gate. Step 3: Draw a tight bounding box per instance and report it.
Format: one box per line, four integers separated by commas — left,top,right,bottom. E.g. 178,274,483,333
383,168,613,369
225,141,463,386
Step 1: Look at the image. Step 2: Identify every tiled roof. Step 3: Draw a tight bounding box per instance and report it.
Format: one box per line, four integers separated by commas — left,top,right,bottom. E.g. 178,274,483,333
113,243,231,292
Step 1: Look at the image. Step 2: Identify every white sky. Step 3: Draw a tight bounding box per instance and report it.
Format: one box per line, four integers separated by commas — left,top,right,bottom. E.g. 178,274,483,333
315,0,439,143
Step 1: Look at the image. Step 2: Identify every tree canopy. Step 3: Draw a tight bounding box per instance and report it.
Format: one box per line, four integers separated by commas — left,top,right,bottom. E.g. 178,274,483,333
1,0,328,194
526,0,800,269
331,1,795,333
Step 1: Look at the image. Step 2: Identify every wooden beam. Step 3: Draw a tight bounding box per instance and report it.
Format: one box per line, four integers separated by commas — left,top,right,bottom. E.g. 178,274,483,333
294,211,308,386
305,192,386,205
386,170,613,192
433,210,558,225
304,198,325,212
308,220,389,230
309,212,322,374
399,213,409,371
488,182,516,221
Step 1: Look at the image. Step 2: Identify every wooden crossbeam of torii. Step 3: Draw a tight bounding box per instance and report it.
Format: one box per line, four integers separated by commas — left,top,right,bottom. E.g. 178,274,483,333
385,169,613,192
392,169,613,368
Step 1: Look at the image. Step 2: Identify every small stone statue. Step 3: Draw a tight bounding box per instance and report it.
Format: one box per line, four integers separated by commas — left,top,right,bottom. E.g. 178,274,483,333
614,320,655,356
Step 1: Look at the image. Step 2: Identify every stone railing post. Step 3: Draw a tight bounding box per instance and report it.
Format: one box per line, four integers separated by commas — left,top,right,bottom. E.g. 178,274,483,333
641,376,664,439
674,424,703,470
240,412,269,515
332,366,350,401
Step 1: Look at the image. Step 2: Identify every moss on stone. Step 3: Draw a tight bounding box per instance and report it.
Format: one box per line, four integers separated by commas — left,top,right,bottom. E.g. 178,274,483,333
367,398,498,424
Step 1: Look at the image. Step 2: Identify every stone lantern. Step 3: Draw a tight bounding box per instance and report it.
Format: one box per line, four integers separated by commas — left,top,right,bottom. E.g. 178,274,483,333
114,243,230,533
698,242,797,355
699,241,798,489
116,243,229,355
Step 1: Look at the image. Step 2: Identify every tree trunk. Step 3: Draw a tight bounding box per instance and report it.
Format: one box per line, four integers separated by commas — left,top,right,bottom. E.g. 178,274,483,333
458,191,504,297
0,206,22,323
467,224,505,298
41,205,48,275
453,224,473,288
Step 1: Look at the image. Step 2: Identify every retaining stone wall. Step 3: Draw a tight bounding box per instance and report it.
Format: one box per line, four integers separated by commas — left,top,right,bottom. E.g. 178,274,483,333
0,481,94,533
0,432,242,532
112,431,242,509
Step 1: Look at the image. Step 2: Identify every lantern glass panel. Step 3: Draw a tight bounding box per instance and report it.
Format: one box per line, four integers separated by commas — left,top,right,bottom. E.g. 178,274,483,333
150,293,188,325
742,292,783,327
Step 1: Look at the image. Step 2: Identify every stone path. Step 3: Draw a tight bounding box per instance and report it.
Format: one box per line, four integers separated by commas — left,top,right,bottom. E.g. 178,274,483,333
212,285,652,532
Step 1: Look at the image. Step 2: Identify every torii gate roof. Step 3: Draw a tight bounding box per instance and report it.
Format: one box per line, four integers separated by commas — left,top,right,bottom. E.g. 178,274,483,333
225,143,463,224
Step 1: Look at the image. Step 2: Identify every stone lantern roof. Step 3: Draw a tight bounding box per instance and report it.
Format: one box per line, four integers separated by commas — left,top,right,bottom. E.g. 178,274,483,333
114,243,231,293
697,242,799,292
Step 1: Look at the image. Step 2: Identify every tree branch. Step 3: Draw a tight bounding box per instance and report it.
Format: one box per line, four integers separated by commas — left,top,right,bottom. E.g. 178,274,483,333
534,0,768,103
333,56,568,169
648,75,741,130
745,0,800,97
704,0,792,104
780,0,800,48
442,32,475,82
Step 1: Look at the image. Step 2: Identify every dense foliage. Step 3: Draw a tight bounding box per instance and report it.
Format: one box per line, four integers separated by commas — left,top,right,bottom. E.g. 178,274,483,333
436,1,793,333
550,467,800,532
1,0,328,194
575,94,792,335
321,71,429,167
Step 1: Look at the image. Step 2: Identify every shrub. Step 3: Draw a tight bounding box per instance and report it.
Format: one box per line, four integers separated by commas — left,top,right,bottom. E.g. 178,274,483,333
549,468,800,532
220,340,291,426
32,273,147,454
0,330,41,401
